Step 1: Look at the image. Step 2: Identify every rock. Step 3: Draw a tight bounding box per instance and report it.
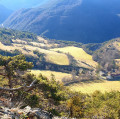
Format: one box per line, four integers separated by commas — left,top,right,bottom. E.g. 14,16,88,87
53,117,76,119
24,106,31,113
27,108,53,119
1,114,11,119
0,106,53,119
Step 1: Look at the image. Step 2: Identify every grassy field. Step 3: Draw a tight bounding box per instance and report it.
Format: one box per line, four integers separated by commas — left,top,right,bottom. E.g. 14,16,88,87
51,46,98,68
25,45,69,65
30,70,72,82
0,42,36,56
0,40,97,68
69,80,120,94
0,41,69,66
30,70,120,94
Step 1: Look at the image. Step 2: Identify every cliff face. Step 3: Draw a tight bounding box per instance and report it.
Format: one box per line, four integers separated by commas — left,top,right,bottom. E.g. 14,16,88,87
3,0,120,43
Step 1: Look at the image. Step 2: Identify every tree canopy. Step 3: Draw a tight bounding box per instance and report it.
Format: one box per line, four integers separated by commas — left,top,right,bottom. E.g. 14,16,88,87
0,54,33,89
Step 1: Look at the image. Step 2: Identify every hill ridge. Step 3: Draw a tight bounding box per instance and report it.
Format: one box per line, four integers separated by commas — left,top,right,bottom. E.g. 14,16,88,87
4,0,120,43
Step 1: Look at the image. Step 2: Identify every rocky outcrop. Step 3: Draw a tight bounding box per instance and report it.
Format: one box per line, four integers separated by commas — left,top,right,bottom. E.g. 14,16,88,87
0,106,53,119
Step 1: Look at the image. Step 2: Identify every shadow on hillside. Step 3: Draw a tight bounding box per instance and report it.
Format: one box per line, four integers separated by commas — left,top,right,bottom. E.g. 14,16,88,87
107,76,120,81
64,79,104,86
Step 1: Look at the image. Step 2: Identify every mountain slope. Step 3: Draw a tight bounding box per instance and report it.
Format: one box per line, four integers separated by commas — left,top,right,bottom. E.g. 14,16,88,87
3,0,120,43
0,0,48,10
0,4,12,24
51,46,98,68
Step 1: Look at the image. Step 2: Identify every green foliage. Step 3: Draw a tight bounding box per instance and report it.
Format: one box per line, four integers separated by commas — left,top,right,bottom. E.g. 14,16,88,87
48,109,60,116
23,73,36,85
0,49,21,57
0,51,119,118
14,73,68,115
92,39,120,72
67,91,120,119
37,74,67,103
33,50,45,61
0,54,33,88
0,54,33,71
67,96,85,118
25,94,39,107
0,28,37,45
9,71,120,118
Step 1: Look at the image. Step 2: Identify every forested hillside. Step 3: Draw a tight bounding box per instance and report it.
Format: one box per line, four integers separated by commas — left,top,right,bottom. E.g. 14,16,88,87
0,28,37,45
3,0,120,43
0,0,120,118
0,4,12,24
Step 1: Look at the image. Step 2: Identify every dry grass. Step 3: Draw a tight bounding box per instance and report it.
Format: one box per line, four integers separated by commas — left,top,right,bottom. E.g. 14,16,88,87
12,39,27,44
115,59,120,66
113,41,120,50
0,41,96,67
37,36,48,44
24,45,69,65
51,46,98,68
69,80,120,94
0,42,36,56
113,42,120,66
30,42,46,47
31,70,120,94
30,70,72,82
37,36,59,47
46,53,69,65
0,78,8,87
0,42,69,65
0,41,97,67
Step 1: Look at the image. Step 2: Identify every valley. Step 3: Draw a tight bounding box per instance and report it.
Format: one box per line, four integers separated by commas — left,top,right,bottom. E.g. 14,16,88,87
0,28,120,94
2,0,120,43
0,0,120,118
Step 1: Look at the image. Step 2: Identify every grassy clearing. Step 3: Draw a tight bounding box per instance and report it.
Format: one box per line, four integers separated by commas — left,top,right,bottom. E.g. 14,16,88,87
0,41,96,67
51,46,92,60
51,46,98,68
25,45,69,65
30,70,120,94
30,42,46,47
0,42,69,65
46,53,69,65
0,42,36,56
37,36,59,47
30,70,72,82
12,39,27,44
69,80,120,94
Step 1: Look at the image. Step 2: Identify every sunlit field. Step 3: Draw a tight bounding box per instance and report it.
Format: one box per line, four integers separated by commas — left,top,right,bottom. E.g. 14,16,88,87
69,80,120,94
51,46,98,68
0,41,69,66
30,70,72,82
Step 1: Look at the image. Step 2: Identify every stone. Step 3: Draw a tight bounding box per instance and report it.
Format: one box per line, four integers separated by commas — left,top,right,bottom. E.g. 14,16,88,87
0,106,54,119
